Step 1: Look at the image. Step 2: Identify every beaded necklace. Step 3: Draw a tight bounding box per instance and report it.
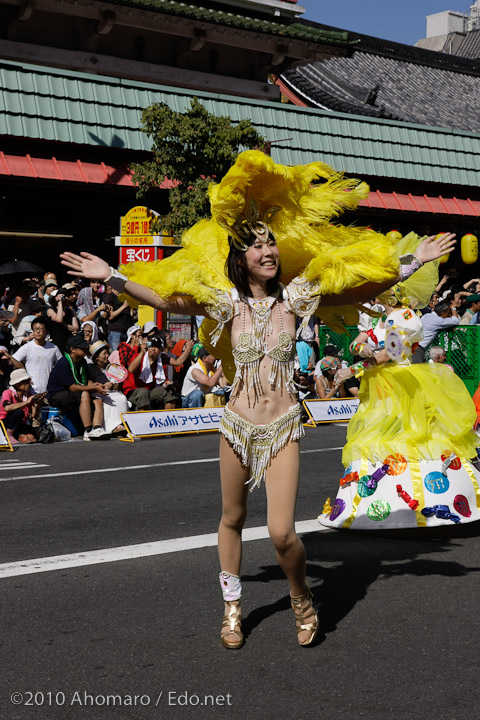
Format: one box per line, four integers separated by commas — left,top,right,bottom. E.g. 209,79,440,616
231,292,295,402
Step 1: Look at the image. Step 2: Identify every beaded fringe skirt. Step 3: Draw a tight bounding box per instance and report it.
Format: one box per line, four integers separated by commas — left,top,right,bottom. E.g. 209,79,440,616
219,404,304,491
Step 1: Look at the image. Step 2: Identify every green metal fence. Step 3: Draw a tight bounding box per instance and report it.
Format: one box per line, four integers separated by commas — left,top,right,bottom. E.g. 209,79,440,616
318,326,480,396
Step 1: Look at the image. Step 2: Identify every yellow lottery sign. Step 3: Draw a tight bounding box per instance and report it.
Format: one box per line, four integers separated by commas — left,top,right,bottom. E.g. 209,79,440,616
117,206,175,246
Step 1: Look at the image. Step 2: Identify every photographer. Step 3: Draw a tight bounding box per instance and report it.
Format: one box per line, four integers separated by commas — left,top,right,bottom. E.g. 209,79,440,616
122,333,194,410
102,286,131,350
76,280,108,326
45,288,79,353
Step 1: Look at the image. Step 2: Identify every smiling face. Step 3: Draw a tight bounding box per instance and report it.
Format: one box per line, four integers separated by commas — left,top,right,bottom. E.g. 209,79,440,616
95,348,109,367
90,280,101,295
244,237,280,286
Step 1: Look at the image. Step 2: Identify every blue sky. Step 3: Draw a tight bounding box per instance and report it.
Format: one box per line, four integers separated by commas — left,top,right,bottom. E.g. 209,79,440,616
302,1,471,46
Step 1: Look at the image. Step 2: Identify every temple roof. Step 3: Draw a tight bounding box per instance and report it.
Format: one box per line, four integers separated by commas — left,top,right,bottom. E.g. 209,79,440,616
281,22,480,133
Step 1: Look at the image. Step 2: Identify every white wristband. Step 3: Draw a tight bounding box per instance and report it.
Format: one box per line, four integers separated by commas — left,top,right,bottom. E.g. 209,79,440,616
104,267,127,293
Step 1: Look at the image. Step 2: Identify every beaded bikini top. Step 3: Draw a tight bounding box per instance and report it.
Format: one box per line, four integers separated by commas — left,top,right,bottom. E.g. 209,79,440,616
206,276,322,402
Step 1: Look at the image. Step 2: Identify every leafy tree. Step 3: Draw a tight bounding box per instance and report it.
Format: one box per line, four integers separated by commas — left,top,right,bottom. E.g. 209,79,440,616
130,97,266,242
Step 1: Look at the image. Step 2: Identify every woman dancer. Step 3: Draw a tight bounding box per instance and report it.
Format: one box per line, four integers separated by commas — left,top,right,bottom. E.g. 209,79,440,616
60,151,453,648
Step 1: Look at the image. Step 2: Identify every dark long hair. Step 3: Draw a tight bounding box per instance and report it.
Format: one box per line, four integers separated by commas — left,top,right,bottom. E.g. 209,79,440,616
225,233,281,298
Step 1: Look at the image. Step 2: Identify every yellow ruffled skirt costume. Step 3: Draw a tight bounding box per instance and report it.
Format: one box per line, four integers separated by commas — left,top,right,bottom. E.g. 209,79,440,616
319,304,480,530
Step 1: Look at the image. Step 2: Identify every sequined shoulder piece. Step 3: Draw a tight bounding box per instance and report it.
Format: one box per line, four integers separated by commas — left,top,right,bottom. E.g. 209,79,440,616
205,289,235,346
285,275,322,336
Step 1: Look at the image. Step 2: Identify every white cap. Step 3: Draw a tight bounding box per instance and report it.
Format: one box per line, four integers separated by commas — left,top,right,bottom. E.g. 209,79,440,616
143,321,158,334
126,325,141,341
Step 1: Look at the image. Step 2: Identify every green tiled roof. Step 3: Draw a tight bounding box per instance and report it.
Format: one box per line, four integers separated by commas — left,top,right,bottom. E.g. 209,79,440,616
100,0,350,44
1,61,480,187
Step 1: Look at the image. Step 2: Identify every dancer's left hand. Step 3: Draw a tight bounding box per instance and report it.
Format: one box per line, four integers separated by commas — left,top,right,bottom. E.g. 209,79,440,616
415,233,456,264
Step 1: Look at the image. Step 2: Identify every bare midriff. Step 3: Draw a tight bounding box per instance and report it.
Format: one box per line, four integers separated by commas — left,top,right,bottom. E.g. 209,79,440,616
227,299,298,425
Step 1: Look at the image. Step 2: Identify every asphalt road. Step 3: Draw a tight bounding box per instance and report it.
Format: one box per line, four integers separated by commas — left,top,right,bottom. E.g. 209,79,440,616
1,426,479,720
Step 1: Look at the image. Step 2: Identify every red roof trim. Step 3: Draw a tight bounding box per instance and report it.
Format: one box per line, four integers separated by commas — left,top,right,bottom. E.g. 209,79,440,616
274,78,308,107
0,151,12,175
1,154,479,216
0,153,176,189
359,191,480,217
51,157,63,181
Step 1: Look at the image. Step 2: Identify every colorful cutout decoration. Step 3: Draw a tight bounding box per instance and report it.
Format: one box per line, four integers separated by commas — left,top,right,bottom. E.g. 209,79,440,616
339,471,359,487
322,498,333,516
367,500,391,522
421,504,460,523
441,453,462,470
424,471,450,494
384,454,408,476
329,498,346,521
358,476,377,498
396,484,419,510
453,494,472,518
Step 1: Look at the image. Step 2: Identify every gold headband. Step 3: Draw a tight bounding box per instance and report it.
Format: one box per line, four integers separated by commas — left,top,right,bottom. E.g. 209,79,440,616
229,198,281,251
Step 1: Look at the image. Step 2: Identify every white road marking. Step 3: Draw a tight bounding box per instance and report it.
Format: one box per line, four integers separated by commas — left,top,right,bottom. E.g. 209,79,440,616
0,519,329,579
0,447,343,483
0,463,50,470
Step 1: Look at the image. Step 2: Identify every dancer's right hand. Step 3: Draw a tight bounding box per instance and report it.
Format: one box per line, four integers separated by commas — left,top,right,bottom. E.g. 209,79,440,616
358,344,374,359
60,251,111,281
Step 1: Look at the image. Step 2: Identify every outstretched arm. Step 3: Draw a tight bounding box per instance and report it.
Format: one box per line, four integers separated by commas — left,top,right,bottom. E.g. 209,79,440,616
60,252,206,316
319,233,456,308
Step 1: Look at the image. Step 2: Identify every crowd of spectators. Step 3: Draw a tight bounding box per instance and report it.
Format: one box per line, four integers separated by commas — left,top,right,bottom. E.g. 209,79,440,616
1,266,477,444
0,271,194,444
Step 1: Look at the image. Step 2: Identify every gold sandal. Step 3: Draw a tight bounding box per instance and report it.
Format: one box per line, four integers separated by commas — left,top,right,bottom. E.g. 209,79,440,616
221,600,244,649
290,583,319,647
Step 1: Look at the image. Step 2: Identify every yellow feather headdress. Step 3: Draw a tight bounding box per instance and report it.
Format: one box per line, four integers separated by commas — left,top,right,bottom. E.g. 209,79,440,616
120,150,412,373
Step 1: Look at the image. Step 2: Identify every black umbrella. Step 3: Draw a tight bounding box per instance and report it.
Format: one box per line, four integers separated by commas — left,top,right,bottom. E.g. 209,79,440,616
0,260,45,276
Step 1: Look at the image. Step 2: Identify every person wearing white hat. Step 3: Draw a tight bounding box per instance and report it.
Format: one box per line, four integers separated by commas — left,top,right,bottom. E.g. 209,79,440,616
142,320,158,336
43,279,59,306
126,325,141,342
116,325,142,378
0,368,45,443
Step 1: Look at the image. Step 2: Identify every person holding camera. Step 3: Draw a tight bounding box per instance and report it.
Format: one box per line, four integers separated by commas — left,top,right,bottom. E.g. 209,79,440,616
45,288,79,353
102,286,131,351
76,280,105,322
121,333,194,410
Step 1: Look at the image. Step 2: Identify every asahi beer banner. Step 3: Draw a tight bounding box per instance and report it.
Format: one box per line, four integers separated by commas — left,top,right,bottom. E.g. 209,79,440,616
121,407,224,438
303,398,359,424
